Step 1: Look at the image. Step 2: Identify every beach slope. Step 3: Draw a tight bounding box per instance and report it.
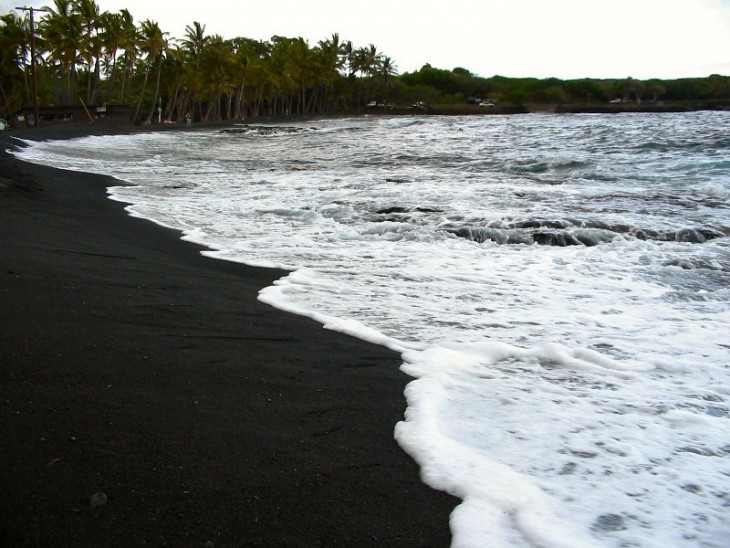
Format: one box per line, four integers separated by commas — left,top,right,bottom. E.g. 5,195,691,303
0,128,456,547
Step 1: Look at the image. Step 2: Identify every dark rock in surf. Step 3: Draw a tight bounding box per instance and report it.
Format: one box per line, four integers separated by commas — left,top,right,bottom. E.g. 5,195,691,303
220,125,307,136
532,231,582,246
377,206,408,215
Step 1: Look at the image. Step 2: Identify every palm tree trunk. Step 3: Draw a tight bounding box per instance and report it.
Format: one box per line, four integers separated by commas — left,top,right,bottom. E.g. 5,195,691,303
306,86,318,114
165,84,180,121
120,65,129,102
176,92,188,122
144,58,163,124
108,53,118,101
93,57,101,103
86,57,94,103
235,76,247,119
226,90,233,120
133,67,150,124
21,64,30,105
203,91,217,121
0,81,11,117
253,86,263,117
66,67,77,105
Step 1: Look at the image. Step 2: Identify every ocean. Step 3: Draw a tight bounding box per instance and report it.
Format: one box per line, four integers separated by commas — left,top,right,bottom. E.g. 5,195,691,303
14,112,730,547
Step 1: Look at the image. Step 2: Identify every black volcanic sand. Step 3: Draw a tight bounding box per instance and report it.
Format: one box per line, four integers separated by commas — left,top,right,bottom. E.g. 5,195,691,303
0,124,457,547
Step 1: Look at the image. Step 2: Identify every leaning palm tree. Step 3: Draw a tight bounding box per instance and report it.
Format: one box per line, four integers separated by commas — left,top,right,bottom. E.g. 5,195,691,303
73,0,102,103
115,8,139,103
158,44,187,121
134,19,168,124
230,37,263,119
180,21,209,119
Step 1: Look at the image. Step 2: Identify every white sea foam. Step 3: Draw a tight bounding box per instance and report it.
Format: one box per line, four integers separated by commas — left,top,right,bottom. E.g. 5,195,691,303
14,112,730,547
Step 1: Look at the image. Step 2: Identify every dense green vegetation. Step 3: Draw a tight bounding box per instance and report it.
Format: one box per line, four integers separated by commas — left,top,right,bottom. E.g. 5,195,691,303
2,1,729,123
399,66,730,108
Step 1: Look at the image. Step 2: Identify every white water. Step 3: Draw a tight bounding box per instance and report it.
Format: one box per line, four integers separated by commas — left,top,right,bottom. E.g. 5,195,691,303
14,113,730,546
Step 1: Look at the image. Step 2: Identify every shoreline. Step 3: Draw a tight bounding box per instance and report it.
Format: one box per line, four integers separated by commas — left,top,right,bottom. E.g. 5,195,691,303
5,97,729,137
0,125,458,546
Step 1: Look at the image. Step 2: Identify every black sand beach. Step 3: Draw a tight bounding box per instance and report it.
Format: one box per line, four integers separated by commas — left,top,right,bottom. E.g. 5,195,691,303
0,124,457,547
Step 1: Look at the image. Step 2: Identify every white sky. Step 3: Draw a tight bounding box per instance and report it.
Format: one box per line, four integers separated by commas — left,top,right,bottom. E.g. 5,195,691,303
4,0,730,79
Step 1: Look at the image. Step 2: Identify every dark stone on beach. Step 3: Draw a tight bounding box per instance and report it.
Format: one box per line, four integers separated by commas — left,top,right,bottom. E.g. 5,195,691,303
89,492,108,508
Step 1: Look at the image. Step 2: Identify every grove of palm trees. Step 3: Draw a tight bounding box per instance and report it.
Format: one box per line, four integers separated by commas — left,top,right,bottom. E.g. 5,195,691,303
2,0,729,124
1,0,400,124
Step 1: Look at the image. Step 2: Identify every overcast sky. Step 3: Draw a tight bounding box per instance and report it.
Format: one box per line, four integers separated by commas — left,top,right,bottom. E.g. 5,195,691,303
4,0,730,79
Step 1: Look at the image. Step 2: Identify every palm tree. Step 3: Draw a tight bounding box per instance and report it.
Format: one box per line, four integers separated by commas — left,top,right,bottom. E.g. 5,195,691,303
380,55,398,101
0,12,29,117
115,9,139,103
73,0,103,103
181,21,209,119
230,37,264,119
314,33,348,112
359,44,384,77
318,33,347,75
349,44,384,108
158,44,187,121
199,35,235,121
134,19,167,124
286,37,314,114
342,40,355,77
97,11,125,101
40,0,82,104
246,40,273,117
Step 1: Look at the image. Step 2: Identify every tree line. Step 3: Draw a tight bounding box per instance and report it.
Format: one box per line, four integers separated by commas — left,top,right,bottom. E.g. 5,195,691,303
399,65,730,108
0,0,398,122
2,1,729,123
